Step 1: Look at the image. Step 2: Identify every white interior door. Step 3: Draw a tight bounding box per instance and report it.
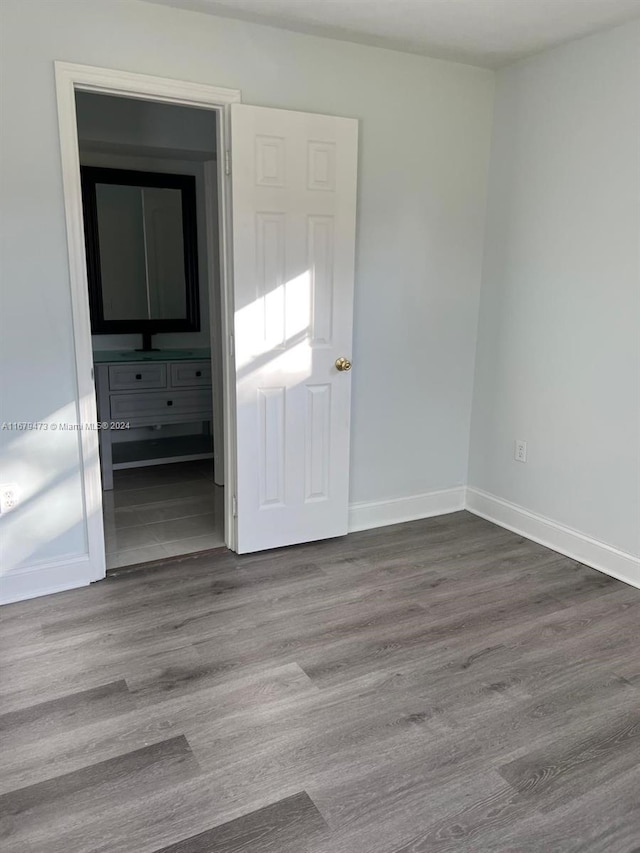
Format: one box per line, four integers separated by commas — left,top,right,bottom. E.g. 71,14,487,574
231,103,358,553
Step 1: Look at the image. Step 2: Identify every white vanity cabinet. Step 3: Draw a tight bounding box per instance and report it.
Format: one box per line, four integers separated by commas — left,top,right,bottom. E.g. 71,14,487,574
94,351,213,490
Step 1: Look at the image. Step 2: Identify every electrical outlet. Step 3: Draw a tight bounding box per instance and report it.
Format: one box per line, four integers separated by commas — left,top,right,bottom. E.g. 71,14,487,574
0,483,19,514
514,440,527,463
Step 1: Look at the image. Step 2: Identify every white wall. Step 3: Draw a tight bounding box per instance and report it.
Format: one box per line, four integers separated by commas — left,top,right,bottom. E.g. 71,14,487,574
0,0,494,594
469,22,640,564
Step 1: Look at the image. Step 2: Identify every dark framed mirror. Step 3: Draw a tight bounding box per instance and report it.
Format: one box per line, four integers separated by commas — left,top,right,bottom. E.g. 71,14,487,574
81,166,200,347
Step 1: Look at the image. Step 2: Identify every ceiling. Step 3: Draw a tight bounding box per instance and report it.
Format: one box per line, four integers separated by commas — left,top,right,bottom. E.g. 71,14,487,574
142,0,640,67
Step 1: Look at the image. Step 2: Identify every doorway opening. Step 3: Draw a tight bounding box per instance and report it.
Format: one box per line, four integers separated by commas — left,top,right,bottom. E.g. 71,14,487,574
56,63,240,582
74,92,225,570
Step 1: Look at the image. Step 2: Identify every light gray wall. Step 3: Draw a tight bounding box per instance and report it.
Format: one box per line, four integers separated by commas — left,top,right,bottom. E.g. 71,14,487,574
0,0,493,576
468,21,640,557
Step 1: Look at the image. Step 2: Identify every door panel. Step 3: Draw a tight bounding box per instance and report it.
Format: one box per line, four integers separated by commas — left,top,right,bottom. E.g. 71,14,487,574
231,104,358,553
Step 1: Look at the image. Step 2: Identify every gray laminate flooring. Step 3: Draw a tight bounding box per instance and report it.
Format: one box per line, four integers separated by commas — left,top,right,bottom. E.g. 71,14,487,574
2,511,639,853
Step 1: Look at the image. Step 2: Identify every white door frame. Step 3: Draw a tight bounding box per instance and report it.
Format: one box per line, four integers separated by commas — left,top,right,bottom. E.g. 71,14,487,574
54,61,240,580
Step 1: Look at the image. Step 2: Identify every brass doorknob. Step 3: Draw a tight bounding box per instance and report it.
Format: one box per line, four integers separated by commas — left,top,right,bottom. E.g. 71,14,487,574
335,357,352,372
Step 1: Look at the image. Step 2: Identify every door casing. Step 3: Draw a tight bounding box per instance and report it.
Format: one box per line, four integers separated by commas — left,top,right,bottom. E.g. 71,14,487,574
55,61,241,583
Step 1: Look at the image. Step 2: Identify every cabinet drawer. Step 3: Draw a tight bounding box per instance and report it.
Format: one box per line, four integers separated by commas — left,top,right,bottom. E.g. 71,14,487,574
110,389,212,420
108,364,167,390
170,361,211,388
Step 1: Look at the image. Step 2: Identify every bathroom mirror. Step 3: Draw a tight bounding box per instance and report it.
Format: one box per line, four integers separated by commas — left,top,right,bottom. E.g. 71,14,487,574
81,166,200,344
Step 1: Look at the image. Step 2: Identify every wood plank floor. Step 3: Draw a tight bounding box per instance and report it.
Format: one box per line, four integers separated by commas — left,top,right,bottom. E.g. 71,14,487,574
1,511,639,853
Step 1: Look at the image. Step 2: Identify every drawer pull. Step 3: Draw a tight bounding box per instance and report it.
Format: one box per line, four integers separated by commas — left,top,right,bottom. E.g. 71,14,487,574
135,373,142,380
167,400,173,406
195,371,202,377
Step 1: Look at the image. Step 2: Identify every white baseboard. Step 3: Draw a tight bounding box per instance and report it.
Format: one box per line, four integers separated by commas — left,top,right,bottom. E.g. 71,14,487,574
348,486,465,533
0,554,92,605
4,486,637,604
465,487,640,590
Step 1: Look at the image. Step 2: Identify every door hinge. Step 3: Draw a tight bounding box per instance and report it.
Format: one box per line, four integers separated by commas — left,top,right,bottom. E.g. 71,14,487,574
90,367,94,381
229,333,234,359
225,149,231,176
232,495,238,518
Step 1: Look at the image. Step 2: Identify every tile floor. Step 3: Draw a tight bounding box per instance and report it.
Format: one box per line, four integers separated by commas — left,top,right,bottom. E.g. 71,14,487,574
102,460,224,569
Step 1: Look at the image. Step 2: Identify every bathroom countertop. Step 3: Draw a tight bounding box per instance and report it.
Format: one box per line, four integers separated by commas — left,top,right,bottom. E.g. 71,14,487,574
93,348,211,363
